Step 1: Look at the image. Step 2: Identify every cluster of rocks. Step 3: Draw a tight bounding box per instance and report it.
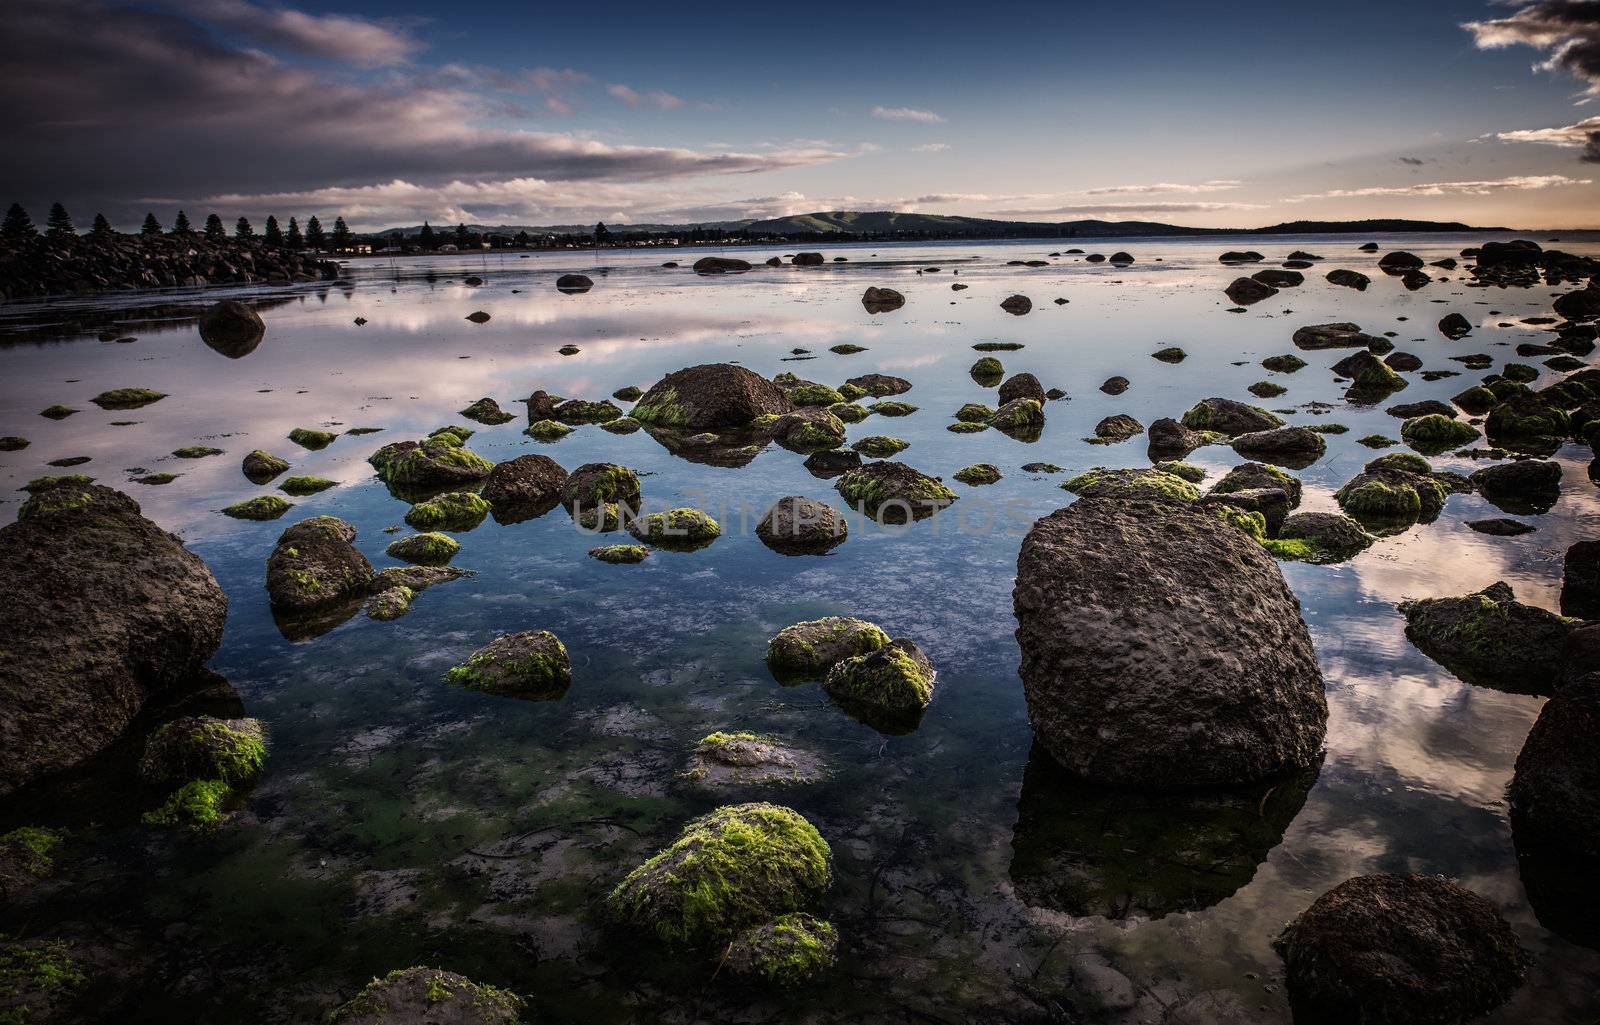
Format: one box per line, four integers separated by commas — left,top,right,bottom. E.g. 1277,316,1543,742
0,231,339,300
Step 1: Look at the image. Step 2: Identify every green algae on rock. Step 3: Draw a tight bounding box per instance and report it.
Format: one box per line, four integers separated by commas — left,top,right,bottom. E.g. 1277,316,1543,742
789,383,845,407
589,544,650,564
555,398,624,424
1262,354,1307,373
970,356,1004,381
1401,414,1479,454
990,398,1044,434
822,639,935,721
279,475,336,496
445,630,571,699
947,421,988,433
404,491,491,532
458,397,516,425
39,405,77,419
851,435,909,458
1180,397,1282,436
688,732,825,788
0,827,64,895
329,967,524,1025
606,802,832,946
526,418,573,441
1266,512,1375,565
1062,467,1198,503
0,436,28,451
955,402,995,423
834,461,956,523
90,387,166,409
868,400,917,417
134,472,177,485
385,532,459,565
142,778,235,833
724,913,839,988
173,445,224,458
1248,381,1287,399
139,716,265,790
953,463,1002,485
222,495,292,520
287,427,337,450
366,585,413,621
627,507,721,551
766,617,890,683
1399,581,1574,693
242,449,290,484
0,934,87,1022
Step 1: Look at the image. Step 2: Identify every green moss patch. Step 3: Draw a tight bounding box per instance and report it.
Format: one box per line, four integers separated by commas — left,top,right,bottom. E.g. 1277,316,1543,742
222,495,292,520
279,475,337,496
90,387,166,409
288,427,337,450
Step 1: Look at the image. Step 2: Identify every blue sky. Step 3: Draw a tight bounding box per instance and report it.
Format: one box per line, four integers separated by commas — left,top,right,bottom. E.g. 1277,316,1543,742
5,0,1598,229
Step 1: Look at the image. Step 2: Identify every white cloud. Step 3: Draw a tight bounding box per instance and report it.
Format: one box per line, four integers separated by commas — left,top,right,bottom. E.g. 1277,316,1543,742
172,0,420,67
1495,115,1600,147
1293,174,1592,200
1464,1,1600,94
870,105,945,124
989,201,1263,217
607,83,686,110
913,142,950,152
1080,180,1243,196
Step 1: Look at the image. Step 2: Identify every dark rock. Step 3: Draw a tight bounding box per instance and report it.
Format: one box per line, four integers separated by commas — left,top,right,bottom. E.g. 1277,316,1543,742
1230,426,1326,468
693,256,752,274
1562,540,1600,618
242,449,290,484
1326,269,1370,290
998,372,1045,405
0,484,228,795
1198,486,1292,537
1387,400,1455,420
1275,874,1523,1025
329,966,523,1024
803,449,861,478
1219,251,1264,263
1210,462,1303,507
1013,498,1327,788
458,397,516,425
482,454,567,521
1099,376,1129,395
198,299,265,358
1292,322,1382,350
1378,251,1425,271
444,630,570,700
1000,294,1033,315
1180,397,1283,436
1224,277,1276,305
1400,581,1572,692
756,496,848,555
1089,414,1143,444
861,286,905,313
1386,351,1423,372
791,252,824,266
631,364,792,430
555,273,593,292
266,516,373,616
844,373,913,397
833,461,956,524
1252,269,1304,288
1438,312,1472,340
1467,518,1535,536
1275,512,1375,563
1469,459,1561,515
1146,417,1214,458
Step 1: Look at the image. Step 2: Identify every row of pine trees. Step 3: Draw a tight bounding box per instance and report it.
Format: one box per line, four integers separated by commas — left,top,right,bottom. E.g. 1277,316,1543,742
2,203,356,251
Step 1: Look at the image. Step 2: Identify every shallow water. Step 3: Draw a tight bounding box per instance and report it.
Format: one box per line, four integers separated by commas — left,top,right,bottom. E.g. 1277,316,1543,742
2,234,1599,1023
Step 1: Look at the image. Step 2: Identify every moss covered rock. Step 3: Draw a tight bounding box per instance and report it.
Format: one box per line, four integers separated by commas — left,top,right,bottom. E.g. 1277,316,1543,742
173,445,224,459
554,398,623,424
789,383,845,407
851,435,909,458
0,934,87,1023
561,462,641,511
366,586,413,621
589,544,649,564
1400,581,1573,692
142,778,235,832
386,532,459,566
373,438,493,492
445,630,570,700
1268,512,1375,564
287,427,337,450
834,461,956,522
1262,354,1307,373
1180,397,1282,436
627,508,721,551
329,966,524,1025
1087,414,1142,445
458,397,516,425
405,492,491,532
822,639,935,726
222,495,293,521
606,803,832,946
1230,426,1327,468
1062,467,1198,503
266,515,374,612
139,716,265,790
242,449,290,484
525,419,572,441
632,364,793,430
1401,414,1479,454
843,373,912,397
1210,462,1302,506
0,436,28,451
991,398,1044,435
1485,394,1572,454
724,914,838,988
279,475,336,496
0,827,64,897
970,356,1004,380
1334,466,1448,530
766,617,890,683
91,387,166,410
868,400,917,417
953,463,1002,485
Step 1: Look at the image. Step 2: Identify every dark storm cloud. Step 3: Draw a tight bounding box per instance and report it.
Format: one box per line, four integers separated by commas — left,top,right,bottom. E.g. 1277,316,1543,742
0,0,843,220
1465,0,1600,93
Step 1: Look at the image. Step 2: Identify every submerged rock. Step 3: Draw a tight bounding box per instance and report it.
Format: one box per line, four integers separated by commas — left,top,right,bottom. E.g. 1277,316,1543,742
458,397,516,425
605,803,832,945
688,732,825,789
241,450,290,484
802,449,861,478
385,532,459,566
723,913,838,988
1270,512,1375,564
1275,875,1524,1025
766,617,890,683
444,630,570,700
329,967,524,1025
370,436,493,494
1399,581,1572,693
138,716,265,790
627,508,721,551
222,495,292,521
1013,498,1327,788
1061,467,1198,502
756,496,848,554
404,491,491,532
0,483,228,795
1469,459,1561,516
631,364,792,431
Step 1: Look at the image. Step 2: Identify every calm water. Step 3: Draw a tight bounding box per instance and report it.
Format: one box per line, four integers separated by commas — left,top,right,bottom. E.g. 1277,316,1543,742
2,234,1598,1023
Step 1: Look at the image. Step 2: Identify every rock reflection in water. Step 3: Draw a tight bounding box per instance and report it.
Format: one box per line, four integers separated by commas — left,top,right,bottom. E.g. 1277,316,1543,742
1009,742,1318,920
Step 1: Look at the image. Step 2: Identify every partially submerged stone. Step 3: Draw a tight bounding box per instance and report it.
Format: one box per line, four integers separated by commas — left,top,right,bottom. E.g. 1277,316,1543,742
627,508,721,551
288,426,337,450
724,913,838,988
1400,581,1573,693
0,436,28,451
266,516,373,614
1292,322,1382,350
1334,464,1448,532
589,544,649,564
990,398,1044,435
198,299,265,357
559,463,638,510
1087,414,1143,445
1275,875,1524,1025
605,803,832,946
861,287,904,313
0,827,64,897
1062,467,1198,502
481,454,566,520
1013,498,1327,787
525,418,572,441
554,398,623,424
851,435,909,459
756,496,848,554
385,532,459,566
242,449,290,484
329,967,524,1025
405,492,490,532
139,716,265,790
1268,512,1374,564
1,484,228,797
366,586,413,621
444,630,570,700
279,475,335,496
1470,459,1561,516
844,373,912,397
1230,426,1326,467
90,387,166,410
1401,414,1479,454
953,463,1002,485
822,639,935,731
631,364,792,430
766,617,890,683
1180,397,1282,436
371,437,493,494
222,495,293,521
998,372,1046,405
459,397,516,425
833,461,956,523
688,732,824,788
172,445,224,458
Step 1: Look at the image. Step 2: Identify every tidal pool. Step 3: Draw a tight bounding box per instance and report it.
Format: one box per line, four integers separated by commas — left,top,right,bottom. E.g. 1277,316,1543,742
2,235,1598,1023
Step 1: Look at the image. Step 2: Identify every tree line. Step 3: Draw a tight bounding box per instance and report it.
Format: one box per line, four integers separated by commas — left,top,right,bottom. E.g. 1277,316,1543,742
2,203,357,251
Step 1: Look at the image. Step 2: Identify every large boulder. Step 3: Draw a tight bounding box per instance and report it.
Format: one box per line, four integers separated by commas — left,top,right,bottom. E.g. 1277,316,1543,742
0,483,228,795
630,364,792,431
861,286,905,313
1013,498,1327,788
693,256,751,274
1470,459,1561,516
1563,540,1600,619
1275,874,1524,1025
1399,581,1572,693
765,617,889,683
481,454,567,520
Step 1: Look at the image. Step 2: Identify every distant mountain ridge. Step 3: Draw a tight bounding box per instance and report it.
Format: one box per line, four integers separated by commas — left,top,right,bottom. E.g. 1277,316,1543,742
371,211,1507,238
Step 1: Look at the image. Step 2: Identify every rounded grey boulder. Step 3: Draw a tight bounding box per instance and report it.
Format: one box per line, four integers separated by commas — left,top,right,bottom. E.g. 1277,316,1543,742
1013,498,1327,788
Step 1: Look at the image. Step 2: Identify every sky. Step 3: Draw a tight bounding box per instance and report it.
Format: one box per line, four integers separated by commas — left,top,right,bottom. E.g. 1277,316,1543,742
3,0,1600,231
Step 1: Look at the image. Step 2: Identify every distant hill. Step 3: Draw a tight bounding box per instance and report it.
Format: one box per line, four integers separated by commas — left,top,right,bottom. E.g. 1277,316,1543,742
370,212,1507,240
